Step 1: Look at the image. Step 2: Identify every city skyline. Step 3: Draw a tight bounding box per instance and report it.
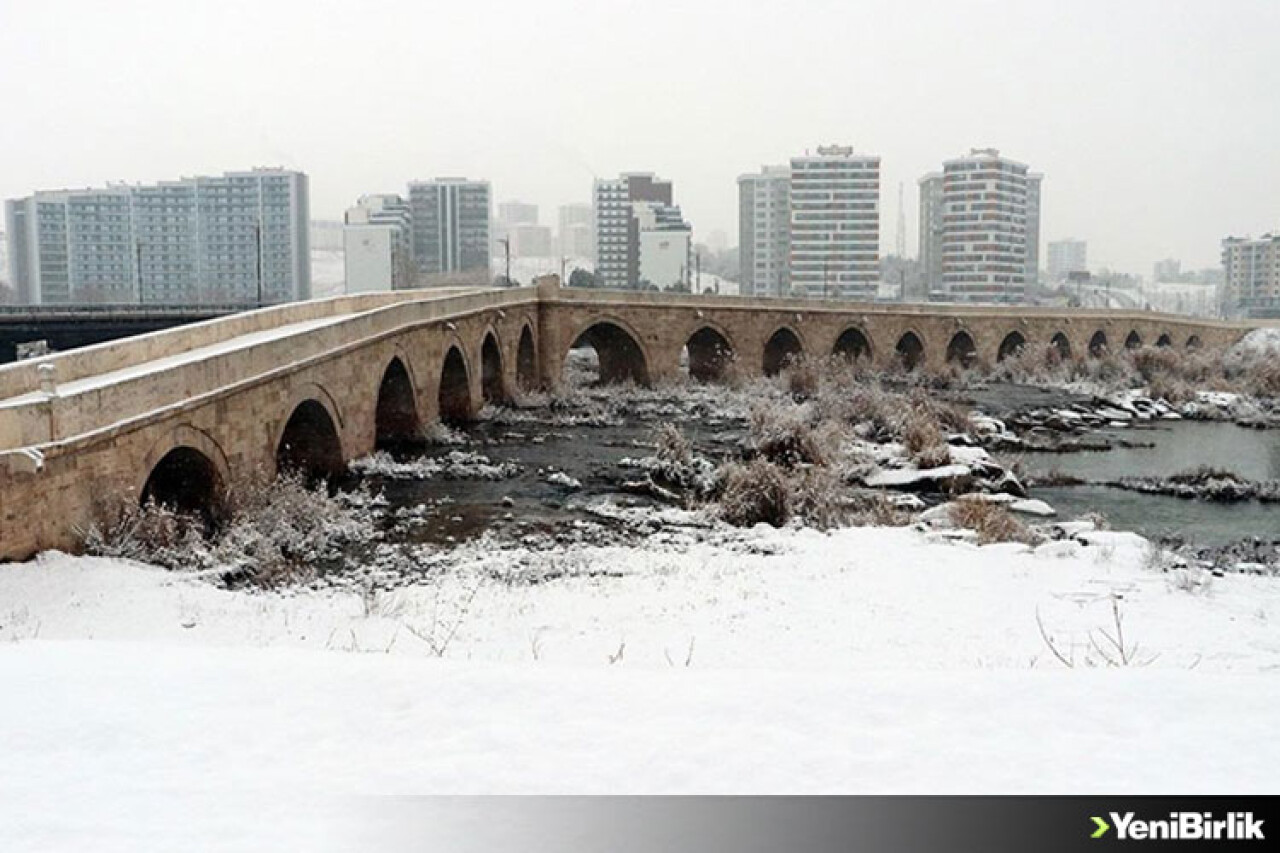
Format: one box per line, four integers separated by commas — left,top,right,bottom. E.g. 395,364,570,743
2,0,1276,277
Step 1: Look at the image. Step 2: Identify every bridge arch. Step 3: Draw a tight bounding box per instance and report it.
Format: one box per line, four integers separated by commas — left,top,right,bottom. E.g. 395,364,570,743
1125,330,1143,350
136,424,232,527
480,330,507,405
1186,334,1203,350
832,326,873,362
439,344,474,423
1088,330,1109,358
516,323,537,391
945,331,978,368
763,326,804,376
567,318,651,385
1156,332,1173,348
375,356,420,446
997,331,1028,362
683,325,735,382
895,330,926,371
1050,332,1072,361
276,397,345,481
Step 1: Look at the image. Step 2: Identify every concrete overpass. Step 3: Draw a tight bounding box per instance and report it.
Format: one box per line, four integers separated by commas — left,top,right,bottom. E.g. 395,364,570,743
0,303,247,364
0,278,1254,560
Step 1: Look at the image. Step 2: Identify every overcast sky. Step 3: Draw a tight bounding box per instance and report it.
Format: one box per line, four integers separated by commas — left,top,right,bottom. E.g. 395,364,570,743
2,0,1276,274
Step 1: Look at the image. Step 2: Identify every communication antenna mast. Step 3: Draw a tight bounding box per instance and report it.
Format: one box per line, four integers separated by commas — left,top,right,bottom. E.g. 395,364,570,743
895,182,906,258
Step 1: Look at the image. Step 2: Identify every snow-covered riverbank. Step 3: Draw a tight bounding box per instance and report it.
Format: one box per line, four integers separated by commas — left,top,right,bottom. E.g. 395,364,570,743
4,513,1279,848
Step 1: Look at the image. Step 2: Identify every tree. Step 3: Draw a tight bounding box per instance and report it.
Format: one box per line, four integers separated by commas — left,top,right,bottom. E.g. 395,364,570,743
568,268,596,288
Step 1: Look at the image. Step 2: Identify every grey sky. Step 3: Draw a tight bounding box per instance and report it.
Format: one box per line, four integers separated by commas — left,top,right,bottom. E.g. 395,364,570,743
2,0,1276,274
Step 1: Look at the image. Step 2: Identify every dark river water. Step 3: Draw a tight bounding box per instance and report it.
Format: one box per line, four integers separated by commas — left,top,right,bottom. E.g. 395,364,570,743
352,380,1280,552
1017,420,1280,547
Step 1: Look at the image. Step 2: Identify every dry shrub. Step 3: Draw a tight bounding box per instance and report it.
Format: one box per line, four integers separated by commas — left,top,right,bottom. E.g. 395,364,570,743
80,497,208,566
948,499,1038,545
901,409,951,469
717,459,790,527
653,421,692,465
748,402,841,467
1130,346,1183,383
1245,360,1280,398
81,470,376,586
845,492,913,527
783,356,821,398
787,465,845,529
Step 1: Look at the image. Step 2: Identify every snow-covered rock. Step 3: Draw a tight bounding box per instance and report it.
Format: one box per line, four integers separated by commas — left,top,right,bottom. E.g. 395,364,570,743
1010,499,1056,517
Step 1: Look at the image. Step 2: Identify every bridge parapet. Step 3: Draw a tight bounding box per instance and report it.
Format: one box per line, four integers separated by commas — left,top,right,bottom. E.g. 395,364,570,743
0,288,487,403
0,287,536,452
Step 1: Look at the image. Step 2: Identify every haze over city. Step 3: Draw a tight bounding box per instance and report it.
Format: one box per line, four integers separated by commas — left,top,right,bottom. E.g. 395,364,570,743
2,0,1277,275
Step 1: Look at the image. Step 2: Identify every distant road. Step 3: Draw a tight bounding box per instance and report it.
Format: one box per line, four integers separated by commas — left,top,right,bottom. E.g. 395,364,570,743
0,303,248,363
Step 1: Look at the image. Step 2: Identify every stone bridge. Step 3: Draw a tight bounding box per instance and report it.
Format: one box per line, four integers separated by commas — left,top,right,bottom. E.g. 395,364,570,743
0,277,1255,560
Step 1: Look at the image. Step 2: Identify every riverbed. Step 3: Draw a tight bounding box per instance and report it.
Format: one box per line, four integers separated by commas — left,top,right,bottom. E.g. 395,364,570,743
347,376,1279,559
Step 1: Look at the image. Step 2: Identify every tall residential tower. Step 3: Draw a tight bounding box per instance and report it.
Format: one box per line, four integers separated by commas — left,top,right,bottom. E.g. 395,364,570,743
788,146,881,299
937,148,1040,302
4,168,310,306
737,165,791,297
408,178,491,282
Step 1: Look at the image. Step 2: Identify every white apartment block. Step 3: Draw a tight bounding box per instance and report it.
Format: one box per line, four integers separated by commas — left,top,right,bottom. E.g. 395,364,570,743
738,165,791,297
917,172,944,293
4,168,310,306
343,194,413,293
939,148,1039,302
1047,239,1088,282
633,202,692,289
593,173,687,289
408,178,491,281
788,146,880,299
1223,233,1280,317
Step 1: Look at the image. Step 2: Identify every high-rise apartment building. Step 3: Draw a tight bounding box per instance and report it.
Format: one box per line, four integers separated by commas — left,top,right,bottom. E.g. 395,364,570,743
1025,174,1042,288
4,168,310,305
788,146,880,299
917,173,944,293
1222,233,1280,317
343,194,413,293
738,165,791,297
938,148,1039,302
1048,239,1088,282
408,178,491,281
592,173,691,288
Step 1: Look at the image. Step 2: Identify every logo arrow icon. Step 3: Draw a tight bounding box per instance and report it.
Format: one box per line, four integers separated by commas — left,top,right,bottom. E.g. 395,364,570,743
1091,816,1111,839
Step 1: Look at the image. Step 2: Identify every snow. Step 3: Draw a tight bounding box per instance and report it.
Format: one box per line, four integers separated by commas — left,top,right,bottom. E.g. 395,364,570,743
864,463,971,488
1,520,1278,845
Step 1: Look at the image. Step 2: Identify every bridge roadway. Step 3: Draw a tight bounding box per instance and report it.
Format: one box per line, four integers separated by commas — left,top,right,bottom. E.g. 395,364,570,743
0,277,1256,560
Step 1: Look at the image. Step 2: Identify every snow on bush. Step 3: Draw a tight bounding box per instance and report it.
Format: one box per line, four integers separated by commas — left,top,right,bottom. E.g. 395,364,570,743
82,471,380,586
352,450,522,481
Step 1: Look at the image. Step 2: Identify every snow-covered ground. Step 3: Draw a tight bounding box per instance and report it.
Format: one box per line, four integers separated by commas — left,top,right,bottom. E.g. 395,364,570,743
2,521,1277,837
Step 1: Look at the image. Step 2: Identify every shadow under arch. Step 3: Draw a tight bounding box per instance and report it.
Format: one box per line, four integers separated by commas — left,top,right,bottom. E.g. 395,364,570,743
683,325,735,382
516,324,538,391
567,319,651,385
439,344,474,423
895,331,925,371
945,331,977,367
763,327,803,376
277,399,345,481
375,356,421,447
833,326,872,362
480,331,507,405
